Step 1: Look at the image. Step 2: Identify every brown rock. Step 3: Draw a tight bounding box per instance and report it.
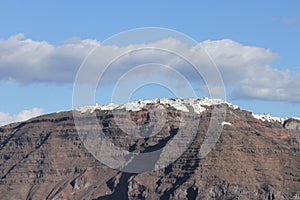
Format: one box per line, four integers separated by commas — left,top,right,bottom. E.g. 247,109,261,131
0,105,299,199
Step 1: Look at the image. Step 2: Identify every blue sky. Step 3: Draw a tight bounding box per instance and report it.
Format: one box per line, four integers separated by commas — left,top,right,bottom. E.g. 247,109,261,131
0,0,300,125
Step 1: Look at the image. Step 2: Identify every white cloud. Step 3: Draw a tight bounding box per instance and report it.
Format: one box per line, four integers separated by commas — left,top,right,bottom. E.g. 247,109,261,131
200,39,300,102
0,34,299,102
0,108,43,126
0,34,97,83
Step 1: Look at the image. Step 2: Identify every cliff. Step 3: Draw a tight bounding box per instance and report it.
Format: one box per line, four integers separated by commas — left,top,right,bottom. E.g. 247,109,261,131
0,99,299,199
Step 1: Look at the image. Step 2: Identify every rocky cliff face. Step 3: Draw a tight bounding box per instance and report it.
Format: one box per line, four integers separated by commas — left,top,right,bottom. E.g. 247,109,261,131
0,101,299,199
284,118,300,132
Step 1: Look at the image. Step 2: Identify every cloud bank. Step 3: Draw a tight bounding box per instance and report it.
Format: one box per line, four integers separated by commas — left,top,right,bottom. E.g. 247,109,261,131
0,108,43,126
0,34,299,102
0,34,97,83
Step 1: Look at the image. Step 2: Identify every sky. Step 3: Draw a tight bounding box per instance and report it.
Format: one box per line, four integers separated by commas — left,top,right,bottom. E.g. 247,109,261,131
0,0,300,126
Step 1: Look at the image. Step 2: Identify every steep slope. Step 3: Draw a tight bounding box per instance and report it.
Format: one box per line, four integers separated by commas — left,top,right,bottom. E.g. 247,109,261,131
0,98,299,199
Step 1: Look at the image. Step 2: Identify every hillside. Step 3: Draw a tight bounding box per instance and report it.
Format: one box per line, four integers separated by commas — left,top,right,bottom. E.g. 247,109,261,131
0,98,299,199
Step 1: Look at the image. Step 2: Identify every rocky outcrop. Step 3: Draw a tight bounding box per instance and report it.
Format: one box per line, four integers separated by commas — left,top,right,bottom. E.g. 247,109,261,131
284,118,300,132
0,104,299,199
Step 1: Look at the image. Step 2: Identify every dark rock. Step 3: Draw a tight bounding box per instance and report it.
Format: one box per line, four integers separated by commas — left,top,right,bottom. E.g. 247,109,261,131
284,118,300,131
0,104,299,199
